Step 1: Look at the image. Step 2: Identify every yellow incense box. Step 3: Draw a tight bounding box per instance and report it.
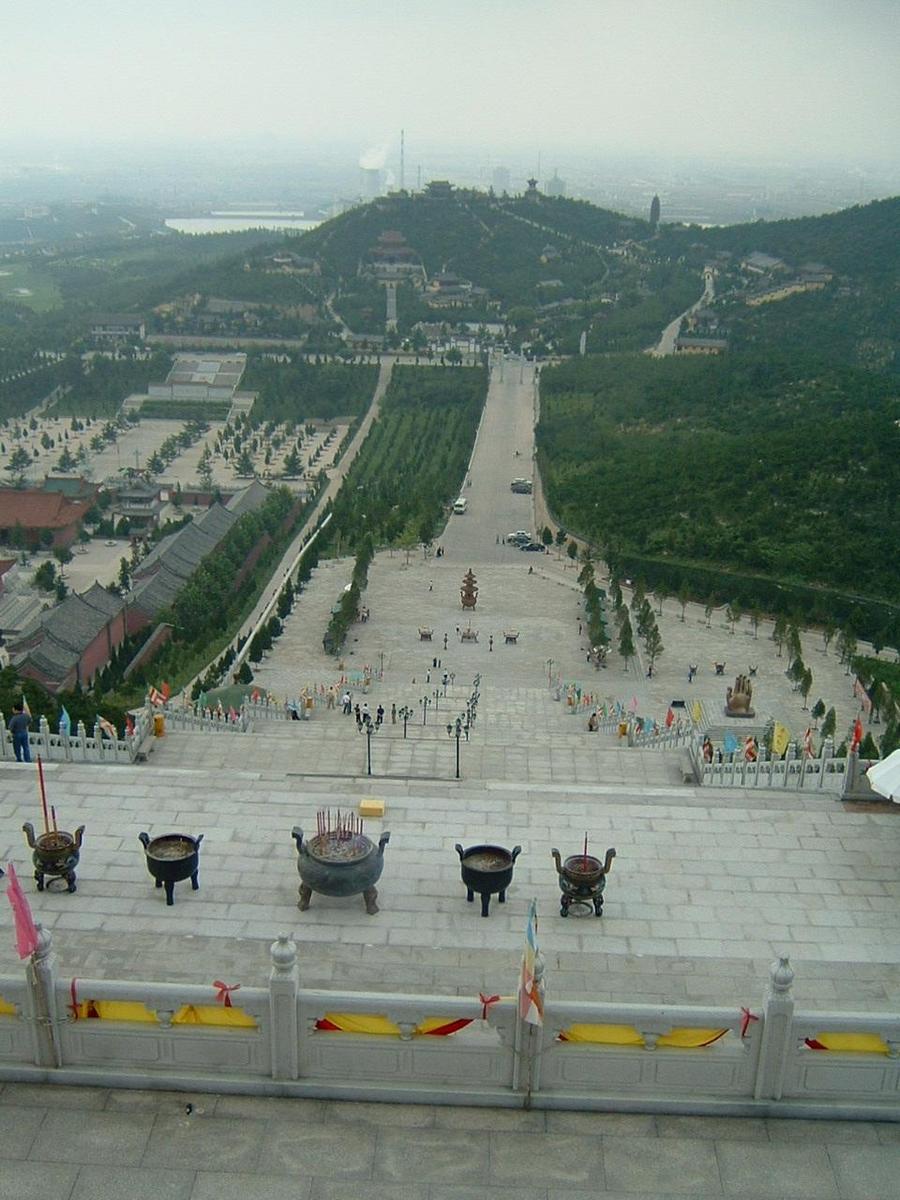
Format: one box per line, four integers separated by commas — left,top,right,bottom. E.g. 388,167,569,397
359,797,385,817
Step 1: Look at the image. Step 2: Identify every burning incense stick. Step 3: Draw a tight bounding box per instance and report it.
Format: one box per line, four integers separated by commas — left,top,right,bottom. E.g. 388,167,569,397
51,806,58,834
37,756,50,836
583,832,589,871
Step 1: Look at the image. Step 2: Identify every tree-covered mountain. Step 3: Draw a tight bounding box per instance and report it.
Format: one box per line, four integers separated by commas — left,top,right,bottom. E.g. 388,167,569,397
659,197,899,371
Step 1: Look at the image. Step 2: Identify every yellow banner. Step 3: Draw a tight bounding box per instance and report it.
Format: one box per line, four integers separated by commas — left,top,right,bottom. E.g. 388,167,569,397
691,700,703,723
772,722,791,756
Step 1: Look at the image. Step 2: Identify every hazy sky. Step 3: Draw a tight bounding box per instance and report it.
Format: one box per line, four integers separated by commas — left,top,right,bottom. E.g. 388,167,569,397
5,0,899,166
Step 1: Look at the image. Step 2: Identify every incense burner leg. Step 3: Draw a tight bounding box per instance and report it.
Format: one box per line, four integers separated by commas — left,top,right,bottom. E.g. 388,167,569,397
363,886,379,915
298,883,313,911
593,893,605,916
34,869,44,892
66,871,77,894
498,889,507,903
191,870,200,892
560,894,571,917
480,892,491,917
155,878,163,889
466,887,474,903
164,880,175,906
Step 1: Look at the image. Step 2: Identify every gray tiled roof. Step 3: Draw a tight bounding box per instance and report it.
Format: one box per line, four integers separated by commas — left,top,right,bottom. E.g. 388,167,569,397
130,563,184,617
227,480,271,517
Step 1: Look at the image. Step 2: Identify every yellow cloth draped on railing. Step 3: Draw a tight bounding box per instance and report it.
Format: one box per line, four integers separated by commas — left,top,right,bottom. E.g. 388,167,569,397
68,1000,256,1027
804,1032,890,1054
559,1024,729,1048
0,996,17,1016
315,1012,472,1036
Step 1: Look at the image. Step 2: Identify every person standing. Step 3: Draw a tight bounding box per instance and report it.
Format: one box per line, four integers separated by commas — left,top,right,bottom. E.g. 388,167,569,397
10,702,31,763
342,690,352,715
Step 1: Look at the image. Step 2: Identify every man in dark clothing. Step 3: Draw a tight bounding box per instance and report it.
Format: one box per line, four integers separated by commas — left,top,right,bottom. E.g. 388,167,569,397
10,703,31,763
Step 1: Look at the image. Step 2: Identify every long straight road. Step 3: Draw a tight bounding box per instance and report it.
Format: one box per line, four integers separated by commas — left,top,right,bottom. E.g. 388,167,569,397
440,355,539,565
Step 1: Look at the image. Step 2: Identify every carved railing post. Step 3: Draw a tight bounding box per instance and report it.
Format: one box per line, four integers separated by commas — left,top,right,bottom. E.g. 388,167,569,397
754,956,795,1100
269,932,300,1080
26,925,63,1068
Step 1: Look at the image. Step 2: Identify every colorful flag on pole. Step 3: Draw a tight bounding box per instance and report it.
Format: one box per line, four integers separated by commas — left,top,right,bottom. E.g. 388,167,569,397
850,717,864,752
691,700,703,723
772,722,791,757
518,898,544,1027
125,714,135,736
58,706,71,736
21,696,31,717
628,696,638,713
148,687,164,707
161,681,171,702
665,707,675,729
803,727,814,757
723,732,738,755
5,863,39,959
97,717,117,738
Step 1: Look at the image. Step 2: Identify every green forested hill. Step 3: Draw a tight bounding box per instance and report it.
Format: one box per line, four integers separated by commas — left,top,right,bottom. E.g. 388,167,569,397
538,353,900,635
660,196,900,281
659,196,900,370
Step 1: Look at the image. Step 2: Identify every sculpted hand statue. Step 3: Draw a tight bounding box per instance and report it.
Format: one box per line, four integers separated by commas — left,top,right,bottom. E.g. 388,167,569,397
725,673,754,716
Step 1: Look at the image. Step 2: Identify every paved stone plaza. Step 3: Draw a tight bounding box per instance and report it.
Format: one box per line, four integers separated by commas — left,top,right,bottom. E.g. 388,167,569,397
0,1081,898,1200
0,359,896,1193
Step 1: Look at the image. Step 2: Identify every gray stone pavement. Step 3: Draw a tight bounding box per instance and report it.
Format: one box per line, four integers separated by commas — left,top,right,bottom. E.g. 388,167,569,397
0,1081,897,1200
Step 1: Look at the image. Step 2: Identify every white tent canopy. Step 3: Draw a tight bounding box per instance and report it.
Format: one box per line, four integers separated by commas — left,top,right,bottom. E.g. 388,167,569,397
866,749,900,803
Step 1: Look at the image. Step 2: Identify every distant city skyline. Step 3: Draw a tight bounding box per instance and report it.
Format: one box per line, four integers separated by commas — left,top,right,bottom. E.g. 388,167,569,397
4,0,899,169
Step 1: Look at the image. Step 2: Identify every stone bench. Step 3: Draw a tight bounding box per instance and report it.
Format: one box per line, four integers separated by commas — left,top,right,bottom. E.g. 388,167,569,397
460,629,479,643
503,631,519,644
418,628,433,641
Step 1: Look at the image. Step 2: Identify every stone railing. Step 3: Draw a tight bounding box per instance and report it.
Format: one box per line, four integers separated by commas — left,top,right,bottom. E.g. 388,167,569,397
0,709,154,765
0,929,896,1118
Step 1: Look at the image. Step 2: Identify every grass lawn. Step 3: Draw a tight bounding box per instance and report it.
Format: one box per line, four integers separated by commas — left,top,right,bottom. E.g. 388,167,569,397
0,260,62,311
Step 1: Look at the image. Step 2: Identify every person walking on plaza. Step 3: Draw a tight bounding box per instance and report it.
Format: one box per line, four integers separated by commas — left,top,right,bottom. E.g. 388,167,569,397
342,690,352,714
375,704,384,727
391,702,397,725
10,702,31,763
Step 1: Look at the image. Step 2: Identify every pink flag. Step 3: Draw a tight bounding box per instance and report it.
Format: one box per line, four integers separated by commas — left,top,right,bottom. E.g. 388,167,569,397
5,863,39,959
628,696,638,713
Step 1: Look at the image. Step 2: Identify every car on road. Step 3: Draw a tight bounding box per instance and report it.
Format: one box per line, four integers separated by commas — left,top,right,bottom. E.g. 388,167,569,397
520,541,545,552
507,531,530,545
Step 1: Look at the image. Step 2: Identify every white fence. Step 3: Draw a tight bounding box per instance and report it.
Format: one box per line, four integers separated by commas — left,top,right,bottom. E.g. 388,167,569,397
0,928,896,1118
0,709,154,766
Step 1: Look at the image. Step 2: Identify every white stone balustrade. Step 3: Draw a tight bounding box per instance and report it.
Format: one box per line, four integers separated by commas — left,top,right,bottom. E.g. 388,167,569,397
0,931,896,1117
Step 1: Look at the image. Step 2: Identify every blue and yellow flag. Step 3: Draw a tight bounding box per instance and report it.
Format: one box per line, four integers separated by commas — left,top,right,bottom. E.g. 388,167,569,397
518,899,544,1027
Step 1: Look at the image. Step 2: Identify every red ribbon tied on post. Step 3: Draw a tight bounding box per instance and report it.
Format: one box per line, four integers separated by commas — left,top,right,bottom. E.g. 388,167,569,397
479,992,501,1021
213,980,240,1008
740,1007,759,1038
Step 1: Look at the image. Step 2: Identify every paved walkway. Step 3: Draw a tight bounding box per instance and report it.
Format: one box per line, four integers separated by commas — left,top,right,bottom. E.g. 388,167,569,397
0,1081,898,1200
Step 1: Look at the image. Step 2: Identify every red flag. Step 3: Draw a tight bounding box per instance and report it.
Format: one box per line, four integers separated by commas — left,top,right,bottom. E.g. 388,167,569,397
125,714,135,736
161,681,171,701
850,718,864,751
665,707,675,729
5,863,39,959
251,689,260,703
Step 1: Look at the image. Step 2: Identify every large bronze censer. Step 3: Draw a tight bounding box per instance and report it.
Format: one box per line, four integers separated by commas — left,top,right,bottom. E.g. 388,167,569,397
22,822,85,893
292,810,390,914
551,845,616,917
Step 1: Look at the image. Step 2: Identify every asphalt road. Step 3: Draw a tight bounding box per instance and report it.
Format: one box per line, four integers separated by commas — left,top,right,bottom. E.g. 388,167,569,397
440,355,541,567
